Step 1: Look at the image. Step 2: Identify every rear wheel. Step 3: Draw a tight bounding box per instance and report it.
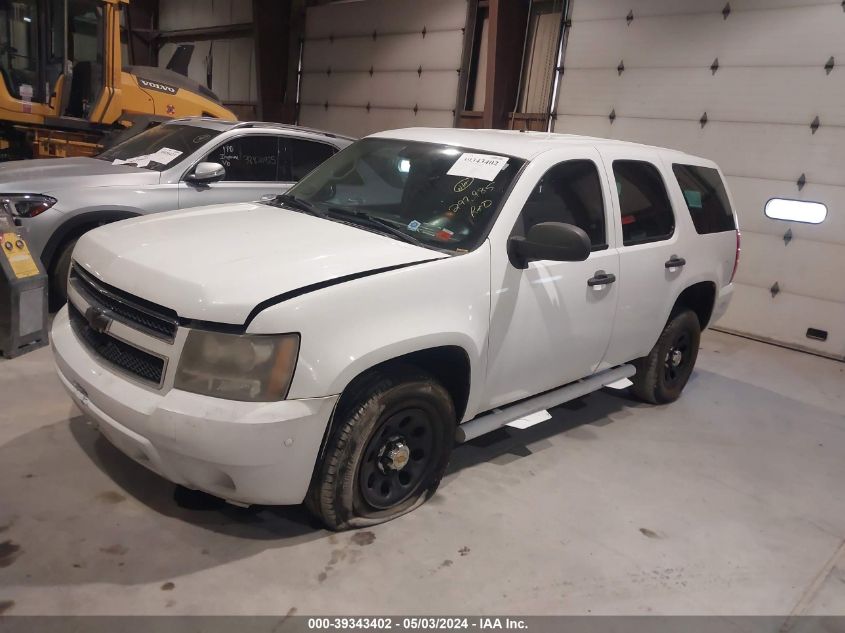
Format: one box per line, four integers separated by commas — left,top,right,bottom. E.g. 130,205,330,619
307,368,455,531
630,309,701,404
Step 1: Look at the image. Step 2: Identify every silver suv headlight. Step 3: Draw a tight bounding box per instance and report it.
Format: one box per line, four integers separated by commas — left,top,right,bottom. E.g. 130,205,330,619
174,331,300,402
1,194,57,218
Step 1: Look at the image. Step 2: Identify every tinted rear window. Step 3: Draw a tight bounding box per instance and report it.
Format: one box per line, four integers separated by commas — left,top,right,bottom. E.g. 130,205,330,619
672,164,736,234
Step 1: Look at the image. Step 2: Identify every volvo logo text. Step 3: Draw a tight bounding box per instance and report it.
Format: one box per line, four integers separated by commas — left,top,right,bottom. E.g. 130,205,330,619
138,78,178,95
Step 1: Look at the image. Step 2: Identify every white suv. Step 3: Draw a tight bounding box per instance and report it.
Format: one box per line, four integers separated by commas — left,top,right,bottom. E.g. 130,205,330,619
51,128,740,529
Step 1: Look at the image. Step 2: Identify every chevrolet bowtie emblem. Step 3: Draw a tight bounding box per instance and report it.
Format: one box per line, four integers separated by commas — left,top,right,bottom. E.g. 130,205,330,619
85,306,112,333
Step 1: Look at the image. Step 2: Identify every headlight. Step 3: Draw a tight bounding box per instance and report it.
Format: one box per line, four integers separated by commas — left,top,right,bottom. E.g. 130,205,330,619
174,331,300,402
1,194,57,218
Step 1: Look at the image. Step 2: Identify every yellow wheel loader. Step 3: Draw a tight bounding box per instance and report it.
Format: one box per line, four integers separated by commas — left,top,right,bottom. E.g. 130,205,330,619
0,0,236,161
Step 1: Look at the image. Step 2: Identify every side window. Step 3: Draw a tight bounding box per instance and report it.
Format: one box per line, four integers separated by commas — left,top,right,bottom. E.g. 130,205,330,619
613,160,675,246
517,159,607,250
288,139,337,181
205,136,280,181
672,163,736,234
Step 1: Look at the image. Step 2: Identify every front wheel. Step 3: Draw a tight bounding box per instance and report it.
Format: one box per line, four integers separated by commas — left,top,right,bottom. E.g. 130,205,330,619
306,368,455,530
630,309,701,404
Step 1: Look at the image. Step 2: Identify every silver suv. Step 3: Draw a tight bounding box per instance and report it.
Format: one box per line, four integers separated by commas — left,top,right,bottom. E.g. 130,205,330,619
0,118,354,302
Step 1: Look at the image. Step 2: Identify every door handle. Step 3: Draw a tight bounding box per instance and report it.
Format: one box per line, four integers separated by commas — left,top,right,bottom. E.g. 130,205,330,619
665,255,686,269
587,271,616,287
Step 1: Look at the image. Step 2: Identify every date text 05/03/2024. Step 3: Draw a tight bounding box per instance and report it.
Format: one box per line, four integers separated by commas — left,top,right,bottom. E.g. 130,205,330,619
307,617,528,630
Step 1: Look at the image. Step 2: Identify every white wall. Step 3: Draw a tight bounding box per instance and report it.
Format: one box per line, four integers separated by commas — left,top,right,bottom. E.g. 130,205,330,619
299,0,467,137
158,0,257,108
554,0,845,358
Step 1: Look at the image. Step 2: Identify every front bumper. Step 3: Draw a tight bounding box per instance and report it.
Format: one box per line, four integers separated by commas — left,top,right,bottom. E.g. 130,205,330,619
51,306,338,505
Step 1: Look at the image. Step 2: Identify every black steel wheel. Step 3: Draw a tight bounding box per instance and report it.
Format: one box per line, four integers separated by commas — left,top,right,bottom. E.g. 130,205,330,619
630,309,701,404
306,366,455,530
358,407,441,509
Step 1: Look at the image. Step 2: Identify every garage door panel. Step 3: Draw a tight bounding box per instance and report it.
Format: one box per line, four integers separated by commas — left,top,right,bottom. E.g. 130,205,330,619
305,32,462,73
374,32,463,70
571,0,830,21
558,67,845,126
718,284,845,358
728,178,845,245
301,71,457,111
572,0,726,21
303,39,374,72
301,0,464,136
736,232,845,303
556,116,845,185
305,0,466,38
300,104,452,138
566,4,845,69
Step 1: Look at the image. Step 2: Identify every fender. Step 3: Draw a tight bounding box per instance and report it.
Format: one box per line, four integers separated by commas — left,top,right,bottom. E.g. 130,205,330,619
41,210,141,270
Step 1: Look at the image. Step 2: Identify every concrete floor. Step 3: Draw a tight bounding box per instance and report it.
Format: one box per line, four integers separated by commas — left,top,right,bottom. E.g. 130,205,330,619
0,330,844,616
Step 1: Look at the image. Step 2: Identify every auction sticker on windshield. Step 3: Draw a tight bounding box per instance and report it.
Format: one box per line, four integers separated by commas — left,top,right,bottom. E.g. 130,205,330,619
447,153,509,181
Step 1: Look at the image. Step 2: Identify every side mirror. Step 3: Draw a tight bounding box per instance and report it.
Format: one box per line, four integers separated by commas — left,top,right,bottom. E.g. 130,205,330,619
508,222,591,268
186,161,226,184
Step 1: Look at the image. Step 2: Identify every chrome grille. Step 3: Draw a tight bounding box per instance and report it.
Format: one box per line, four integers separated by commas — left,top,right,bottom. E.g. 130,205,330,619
69,264,179,342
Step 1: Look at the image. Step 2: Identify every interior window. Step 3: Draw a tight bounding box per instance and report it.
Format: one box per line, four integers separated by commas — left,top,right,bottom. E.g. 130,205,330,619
283,137,525,252
613,160,675,246
516,159,607,250
206,136,280,181
97,123,221,171
287,139,336,181
0,0,40,100
672,163,736,234
64,0,105,117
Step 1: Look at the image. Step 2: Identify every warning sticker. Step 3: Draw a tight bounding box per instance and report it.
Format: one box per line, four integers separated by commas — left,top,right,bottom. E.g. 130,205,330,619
446,153,509,181
2,233,39,279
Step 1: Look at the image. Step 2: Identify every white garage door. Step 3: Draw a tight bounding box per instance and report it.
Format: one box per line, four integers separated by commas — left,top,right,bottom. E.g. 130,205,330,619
299,0,467,137
553,0,845,360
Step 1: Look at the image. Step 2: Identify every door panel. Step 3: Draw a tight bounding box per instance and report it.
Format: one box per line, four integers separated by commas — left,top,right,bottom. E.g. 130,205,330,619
599,151,689,366
483,153,620,410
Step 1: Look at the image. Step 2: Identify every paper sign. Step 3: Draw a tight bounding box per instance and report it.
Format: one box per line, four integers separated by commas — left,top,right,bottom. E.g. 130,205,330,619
447,153,509,181
148,147,183,164
112,147,182,168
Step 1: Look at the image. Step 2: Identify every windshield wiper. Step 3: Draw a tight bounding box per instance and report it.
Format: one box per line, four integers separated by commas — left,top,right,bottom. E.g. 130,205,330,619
271,193,326,218
325,208,429,248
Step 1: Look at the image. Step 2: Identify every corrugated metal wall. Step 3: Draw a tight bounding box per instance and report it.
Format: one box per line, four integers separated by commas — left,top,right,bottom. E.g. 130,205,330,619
554,0,845,358
298,0,467,137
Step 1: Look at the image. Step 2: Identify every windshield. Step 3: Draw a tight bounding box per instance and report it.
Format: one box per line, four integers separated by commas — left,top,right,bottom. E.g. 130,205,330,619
279,138,525,252
96,124,222,171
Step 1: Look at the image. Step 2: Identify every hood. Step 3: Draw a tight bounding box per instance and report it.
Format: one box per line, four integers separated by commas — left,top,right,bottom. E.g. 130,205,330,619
74,202,447,324
0,157,159,193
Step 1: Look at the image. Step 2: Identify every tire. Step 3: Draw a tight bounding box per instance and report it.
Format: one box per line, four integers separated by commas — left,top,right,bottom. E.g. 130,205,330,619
307,367,456,531
50,238,78,309
630,309,701,405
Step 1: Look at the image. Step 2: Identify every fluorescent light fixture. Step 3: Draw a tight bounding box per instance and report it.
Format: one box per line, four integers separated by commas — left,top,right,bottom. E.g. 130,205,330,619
765,198,827,224
23,16,31,22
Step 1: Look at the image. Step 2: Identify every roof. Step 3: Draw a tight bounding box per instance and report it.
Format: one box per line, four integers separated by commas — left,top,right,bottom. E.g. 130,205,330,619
165,117,357,141
371,127,711,165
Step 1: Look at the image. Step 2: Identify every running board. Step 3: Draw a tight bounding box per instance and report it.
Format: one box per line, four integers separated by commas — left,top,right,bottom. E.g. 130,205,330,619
455,364,636,443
